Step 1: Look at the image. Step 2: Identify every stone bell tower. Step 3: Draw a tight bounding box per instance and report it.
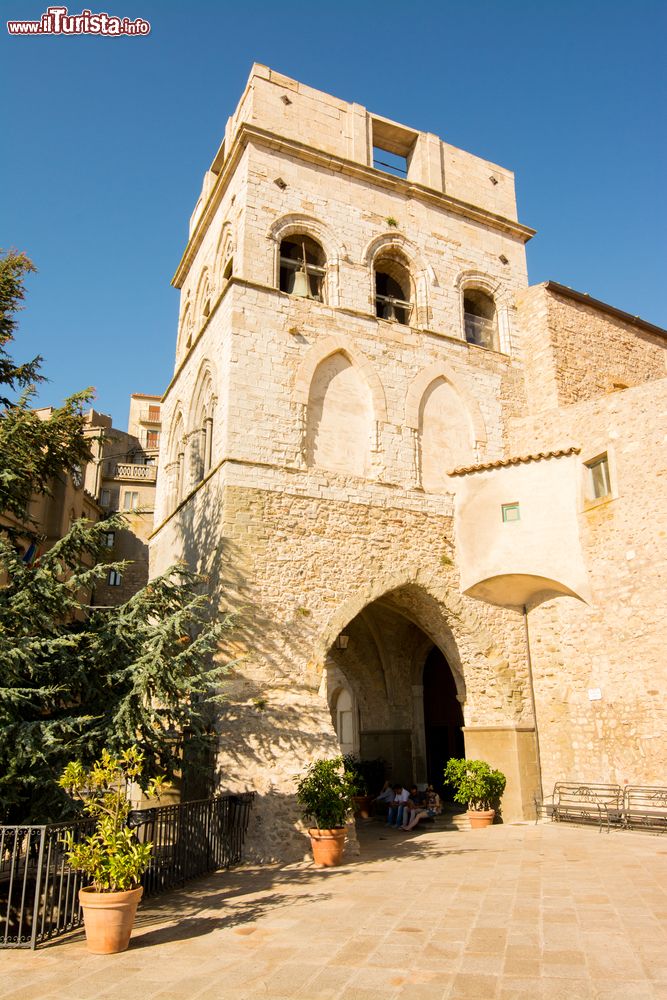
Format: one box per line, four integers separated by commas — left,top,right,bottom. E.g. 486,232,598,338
151,64,667,860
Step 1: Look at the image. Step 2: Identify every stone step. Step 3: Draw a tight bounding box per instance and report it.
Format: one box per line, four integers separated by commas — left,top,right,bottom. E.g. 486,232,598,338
436,812,470,831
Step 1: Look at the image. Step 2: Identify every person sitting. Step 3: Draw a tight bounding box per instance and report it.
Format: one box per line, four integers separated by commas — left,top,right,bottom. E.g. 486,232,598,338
372,780,394,818
401,786,427,830
374,780,394,806
386,784,410,827
402,784,442,831
425,785,442,815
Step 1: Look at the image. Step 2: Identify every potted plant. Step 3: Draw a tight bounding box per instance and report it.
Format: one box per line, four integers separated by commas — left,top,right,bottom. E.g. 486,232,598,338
59,747,163,954
296,756,357,866
443,758,506,829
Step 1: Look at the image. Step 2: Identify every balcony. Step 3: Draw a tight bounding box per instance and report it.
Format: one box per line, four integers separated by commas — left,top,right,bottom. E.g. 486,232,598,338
139,409,161,424
112,463,157,482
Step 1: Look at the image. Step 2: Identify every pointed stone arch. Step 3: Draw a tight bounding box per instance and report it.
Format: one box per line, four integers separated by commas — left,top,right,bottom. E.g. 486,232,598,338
194,266,212,329
405,361,486,444
177,295,193,357
316,568,525,727
319,570,472,702
188,359,218,434
188,360,218,482
293,335,387,421
167,404,186,460
406,363,485,488
166,406,186,509
214,221,235,287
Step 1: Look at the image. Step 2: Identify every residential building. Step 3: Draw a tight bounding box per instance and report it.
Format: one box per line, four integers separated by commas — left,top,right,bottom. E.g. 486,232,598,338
85,395,162,605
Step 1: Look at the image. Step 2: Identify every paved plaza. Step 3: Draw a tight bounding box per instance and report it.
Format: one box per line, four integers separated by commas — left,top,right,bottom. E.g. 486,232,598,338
2,821,666,1000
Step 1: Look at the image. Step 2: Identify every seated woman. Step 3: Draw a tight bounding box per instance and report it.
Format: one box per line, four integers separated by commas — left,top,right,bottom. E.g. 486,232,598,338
402,784,441,831
401,786,427,830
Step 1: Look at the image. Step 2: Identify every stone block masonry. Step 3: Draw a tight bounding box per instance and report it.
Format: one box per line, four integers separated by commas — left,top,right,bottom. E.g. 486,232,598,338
150,64,666,859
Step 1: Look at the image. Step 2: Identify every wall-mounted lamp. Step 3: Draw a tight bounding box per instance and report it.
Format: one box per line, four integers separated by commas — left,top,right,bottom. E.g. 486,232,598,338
335,634,349,650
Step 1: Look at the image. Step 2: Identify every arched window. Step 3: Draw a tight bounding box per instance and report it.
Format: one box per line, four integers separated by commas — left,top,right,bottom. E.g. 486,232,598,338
195,268,212,329
167,412,185,509
214,221,234,289
190,369,216,485
374,252,412,325
333,687,358,757
279,235,325,301
463,289,497,350
192,407,214,483
179,302,193,354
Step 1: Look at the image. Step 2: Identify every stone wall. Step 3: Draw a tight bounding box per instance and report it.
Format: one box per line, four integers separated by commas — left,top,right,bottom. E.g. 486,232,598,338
508,378,667,791
517,283,666,413
94,517,150,605
152,469,536,859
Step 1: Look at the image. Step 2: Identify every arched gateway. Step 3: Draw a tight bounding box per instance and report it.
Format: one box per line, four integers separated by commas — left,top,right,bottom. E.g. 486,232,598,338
325,588,465,791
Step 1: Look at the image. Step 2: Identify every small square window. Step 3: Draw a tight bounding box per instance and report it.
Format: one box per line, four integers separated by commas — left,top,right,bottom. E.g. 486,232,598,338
501,502,520,523
100,489,111,507
107,569,122,587
123,491,139,511
586,454,611,500
102,531,115,548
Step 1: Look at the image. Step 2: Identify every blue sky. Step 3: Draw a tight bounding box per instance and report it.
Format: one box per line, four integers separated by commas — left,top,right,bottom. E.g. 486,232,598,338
2,0,666,427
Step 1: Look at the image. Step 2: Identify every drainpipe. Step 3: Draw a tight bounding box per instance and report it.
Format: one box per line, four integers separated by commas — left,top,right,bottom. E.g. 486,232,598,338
523,605,544,806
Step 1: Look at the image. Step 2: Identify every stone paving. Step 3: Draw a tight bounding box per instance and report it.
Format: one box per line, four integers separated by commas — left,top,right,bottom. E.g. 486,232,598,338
2,821,667,1000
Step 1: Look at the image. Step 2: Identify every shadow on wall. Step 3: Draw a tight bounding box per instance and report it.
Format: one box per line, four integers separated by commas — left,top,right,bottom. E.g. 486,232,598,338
173,481,330,691
170,483,343,855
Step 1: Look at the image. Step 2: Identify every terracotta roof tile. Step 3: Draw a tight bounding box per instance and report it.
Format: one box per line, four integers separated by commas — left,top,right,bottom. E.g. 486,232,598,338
449,445,580,476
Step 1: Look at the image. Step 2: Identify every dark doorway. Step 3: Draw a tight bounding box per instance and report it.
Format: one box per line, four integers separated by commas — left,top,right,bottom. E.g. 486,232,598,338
423,647,464,796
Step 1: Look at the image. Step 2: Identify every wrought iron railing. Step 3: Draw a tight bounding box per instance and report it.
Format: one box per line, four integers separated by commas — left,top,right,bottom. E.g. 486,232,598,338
0,793,254,950
464,312,496,349
375,293,412,325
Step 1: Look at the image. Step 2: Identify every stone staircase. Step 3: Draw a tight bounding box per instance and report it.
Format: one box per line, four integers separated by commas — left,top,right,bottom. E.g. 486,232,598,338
434,809,470,831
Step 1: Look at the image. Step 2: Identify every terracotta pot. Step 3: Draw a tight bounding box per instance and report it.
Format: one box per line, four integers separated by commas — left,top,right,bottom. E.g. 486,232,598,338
79,885,143,954
467,808,495,829
308,827,346,867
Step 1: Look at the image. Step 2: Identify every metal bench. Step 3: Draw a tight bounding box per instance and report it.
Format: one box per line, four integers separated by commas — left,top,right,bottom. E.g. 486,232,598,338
623,786,667,832
547,782,623,832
